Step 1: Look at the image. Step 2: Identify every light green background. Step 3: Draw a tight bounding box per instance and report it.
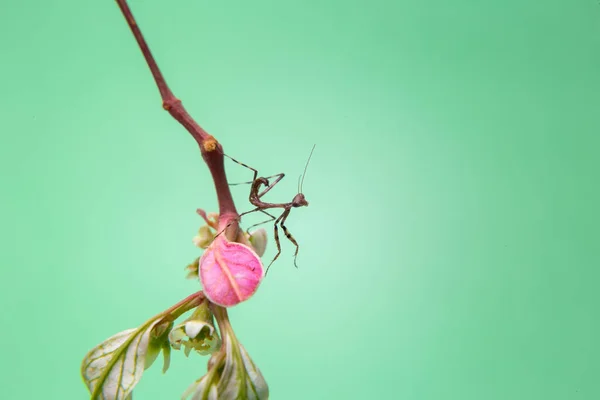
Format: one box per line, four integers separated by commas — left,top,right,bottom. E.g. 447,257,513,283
1,1,599,399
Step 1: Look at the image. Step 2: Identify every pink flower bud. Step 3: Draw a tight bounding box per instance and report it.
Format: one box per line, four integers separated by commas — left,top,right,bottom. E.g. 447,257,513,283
199,233,264,307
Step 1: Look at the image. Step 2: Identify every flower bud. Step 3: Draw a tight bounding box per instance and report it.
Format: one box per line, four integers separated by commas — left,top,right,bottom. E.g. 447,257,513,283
246,228,267,257
169,302,221,357
185,257,200,280
193,225,215,249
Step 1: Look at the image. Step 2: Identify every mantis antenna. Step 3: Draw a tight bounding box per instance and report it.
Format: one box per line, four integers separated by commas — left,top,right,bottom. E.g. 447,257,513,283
299,144,316,194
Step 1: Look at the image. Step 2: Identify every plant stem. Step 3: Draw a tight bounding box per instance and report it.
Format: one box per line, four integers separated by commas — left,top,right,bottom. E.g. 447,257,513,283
164,291,205,319
211,303,234,346
114,0,238,223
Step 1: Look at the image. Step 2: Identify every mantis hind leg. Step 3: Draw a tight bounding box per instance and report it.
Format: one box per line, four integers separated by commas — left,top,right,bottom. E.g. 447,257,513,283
265,211,286,275
211,207,261,241
279,208,300,268
245,210,277,235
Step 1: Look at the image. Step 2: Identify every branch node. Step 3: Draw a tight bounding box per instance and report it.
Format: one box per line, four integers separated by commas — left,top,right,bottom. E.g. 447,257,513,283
162,98,180,111
203,137,219,152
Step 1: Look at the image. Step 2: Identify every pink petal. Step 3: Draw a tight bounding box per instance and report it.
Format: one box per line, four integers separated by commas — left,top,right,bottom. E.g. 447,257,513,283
199,236,264,307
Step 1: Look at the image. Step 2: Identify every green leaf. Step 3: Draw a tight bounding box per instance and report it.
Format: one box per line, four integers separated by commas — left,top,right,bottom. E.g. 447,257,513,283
182,329,268,400
81,317,170,400
81,292,204,399
145,319,173,372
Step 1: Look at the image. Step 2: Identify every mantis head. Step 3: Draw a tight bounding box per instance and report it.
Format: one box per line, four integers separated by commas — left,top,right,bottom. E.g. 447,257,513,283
292,193,308,208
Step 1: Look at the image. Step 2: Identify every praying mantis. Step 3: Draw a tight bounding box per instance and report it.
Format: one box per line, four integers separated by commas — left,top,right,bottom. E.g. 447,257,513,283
223,145,315,273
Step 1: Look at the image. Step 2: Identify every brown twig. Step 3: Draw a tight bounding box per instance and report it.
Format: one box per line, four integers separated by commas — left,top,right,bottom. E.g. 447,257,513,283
114,0,238,222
